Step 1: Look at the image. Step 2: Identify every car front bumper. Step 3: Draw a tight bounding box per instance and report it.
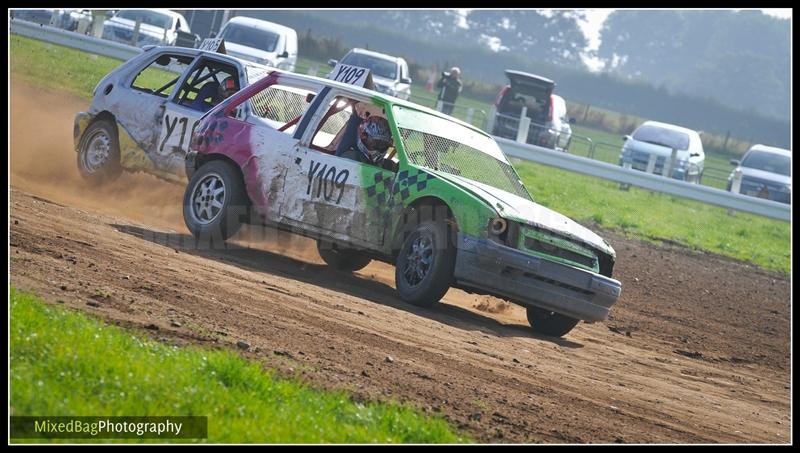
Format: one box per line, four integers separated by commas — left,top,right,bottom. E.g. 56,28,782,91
618,154,695,181
454,234,622,322
73,112,92,151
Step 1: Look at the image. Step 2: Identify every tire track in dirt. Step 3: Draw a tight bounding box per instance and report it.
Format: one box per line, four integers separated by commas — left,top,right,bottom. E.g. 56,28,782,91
9,80,791,443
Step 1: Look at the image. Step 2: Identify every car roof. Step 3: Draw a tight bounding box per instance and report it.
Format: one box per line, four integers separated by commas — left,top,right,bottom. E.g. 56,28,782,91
748,144,791,157
348,48,404,63
225,16,296,35
276,70,488,137
639,120,699,137
145,45,273,70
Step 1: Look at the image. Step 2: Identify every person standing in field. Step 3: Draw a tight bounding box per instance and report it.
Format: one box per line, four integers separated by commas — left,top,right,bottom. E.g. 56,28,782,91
436,66,462,116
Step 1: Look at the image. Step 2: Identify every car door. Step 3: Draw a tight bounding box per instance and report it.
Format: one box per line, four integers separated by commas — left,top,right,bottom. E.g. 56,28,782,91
123,51,195,173
157,58,243,177
279,91,397,249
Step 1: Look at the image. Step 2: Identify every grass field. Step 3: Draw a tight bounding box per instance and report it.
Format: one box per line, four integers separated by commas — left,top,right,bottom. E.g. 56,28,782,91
9,287,467,444
9,35,790,273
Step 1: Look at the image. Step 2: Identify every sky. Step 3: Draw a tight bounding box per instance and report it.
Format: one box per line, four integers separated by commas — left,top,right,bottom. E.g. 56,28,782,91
574,9,791,71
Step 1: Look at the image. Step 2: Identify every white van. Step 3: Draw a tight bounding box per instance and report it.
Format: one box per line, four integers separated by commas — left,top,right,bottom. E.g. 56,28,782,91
217,16,297,72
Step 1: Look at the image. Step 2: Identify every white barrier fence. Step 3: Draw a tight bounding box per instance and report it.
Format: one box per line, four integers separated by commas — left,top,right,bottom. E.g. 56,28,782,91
496,137,790,222
11,18,143,61
10,18,791,222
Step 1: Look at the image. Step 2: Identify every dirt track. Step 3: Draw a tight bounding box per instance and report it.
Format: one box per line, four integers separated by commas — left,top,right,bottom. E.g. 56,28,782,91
9,81,792,443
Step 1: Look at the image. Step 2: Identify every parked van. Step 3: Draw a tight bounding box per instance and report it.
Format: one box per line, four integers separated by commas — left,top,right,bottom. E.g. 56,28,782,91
217,16,297,72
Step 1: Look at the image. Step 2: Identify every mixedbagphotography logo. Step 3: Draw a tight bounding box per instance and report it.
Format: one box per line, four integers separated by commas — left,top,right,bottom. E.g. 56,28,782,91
10,416,208,439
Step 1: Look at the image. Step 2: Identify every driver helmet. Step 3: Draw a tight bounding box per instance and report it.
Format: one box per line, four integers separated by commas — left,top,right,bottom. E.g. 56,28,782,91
218,76,239,100
356,116,393,163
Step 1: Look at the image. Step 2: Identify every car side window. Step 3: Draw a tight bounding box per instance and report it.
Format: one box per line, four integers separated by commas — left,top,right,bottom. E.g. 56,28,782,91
248,83,318,135
310,96,356,150
175,60,238,112
130,53,193,98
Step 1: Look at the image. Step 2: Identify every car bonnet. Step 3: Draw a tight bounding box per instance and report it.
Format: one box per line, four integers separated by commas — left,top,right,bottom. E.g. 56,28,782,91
426,169,616,257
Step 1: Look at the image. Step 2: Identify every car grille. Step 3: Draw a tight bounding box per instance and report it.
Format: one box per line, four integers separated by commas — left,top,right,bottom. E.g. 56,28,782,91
630,150,667,173
519,227,598,272
740,177,790,204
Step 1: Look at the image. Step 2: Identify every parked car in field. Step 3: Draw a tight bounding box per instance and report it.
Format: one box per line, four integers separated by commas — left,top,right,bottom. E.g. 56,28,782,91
102,9,191,47
64,9,94,34
217,16,298,72
12,9,67,28
328,48,412,100
727,144,791,204
73,45,275,184
490,70,574,151
181,68,621,337
619,121,705,183
12,8,95,33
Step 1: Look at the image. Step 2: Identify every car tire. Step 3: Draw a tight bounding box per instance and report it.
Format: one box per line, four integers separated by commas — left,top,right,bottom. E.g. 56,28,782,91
317,240,371,272
395,215,456,308
76,119,122,185
183,160,247,245
526,306,580,337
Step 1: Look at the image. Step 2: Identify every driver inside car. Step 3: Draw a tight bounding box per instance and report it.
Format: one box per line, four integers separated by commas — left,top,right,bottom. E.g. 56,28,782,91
338,115,394,167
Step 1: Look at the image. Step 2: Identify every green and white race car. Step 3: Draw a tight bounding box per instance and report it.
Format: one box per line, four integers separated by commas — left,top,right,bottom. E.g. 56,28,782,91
183,65,621,337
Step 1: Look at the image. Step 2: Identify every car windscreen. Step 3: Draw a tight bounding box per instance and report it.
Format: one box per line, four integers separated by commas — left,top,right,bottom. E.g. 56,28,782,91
632,125,690,151
741,151,791,176
393,105,532,201
221,24,280,52
116,10,174,29
341,53,397,80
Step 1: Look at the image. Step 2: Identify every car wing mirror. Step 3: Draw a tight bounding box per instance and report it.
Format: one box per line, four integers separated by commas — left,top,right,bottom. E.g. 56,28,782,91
730,159,740,166
400,77,412,84
327,59,338,67
690,152,701,157
279,50,289,58
569,117,576,125
623,135,631,141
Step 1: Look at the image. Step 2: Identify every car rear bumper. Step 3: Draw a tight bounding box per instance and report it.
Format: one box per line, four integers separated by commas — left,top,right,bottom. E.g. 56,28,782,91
454,234,621,322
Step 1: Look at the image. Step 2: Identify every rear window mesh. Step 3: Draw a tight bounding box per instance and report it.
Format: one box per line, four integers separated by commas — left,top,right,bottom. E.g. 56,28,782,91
398,128,531,200
249,85,309,124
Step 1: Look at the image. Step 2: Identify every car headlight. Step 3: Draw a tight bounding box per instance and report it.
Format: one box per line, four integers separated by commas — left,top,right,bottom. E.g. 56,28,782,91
489,217,508,235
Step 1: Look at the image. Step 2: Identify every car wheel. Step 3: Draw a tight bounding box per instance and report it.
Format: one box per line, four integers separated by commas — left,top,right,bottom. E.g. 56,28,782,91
183,160,247,244
526,306,580,337
395,216,456,307
76,119,122,185
317,240,371,272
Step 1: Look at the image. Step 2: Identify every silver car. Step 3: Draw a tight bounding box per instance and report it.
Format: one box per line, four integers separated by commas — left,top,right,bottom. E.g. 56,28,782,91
619,120,705,183
328,48,412,100
73,46,272,185
727,144,791,204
